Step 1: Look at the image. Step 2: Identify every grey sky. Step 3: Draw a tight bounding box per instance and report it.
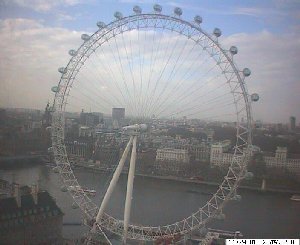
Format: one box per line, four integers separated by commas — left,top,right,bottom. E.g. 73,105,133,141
0,0,299,123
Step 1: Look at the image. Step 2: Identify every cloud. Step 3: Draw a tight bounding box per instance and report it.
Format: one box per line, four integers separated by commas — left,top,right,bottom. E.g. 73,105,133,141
222,31,300,123
0,17,299,122
0,18,82,109
1,0,91,12
56,12,75,21
233,7,262,17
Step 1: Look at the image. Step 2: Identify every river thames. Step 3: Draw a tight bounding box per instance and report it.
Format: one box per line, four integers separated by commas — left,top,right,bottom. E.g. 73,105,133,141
0,163,299,240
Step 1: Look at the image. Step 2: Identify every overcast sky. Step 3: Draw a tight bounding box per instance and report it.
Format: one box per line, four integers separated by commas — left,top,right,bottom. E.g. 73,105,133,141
0,0,299,123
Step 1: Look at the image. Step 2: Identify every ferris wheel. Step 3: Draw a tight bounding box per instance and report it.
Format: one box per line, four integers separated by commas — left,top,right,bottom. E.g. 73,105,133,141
50,4,259,244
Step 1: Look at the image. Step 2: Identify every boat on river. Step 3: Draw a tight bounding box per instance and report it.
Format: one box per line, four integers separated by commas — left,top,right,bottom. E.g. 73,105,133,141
290,194,300,201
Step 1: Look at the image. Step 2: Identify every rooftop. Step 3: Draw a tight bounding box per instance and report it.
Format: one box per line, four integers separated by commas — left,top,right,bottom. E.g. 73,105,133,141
0,190,63,224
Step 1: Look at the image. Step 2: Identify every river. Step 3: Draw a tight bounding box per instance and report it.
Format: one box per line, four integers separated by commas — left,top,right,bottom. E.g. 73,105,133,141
0,163,299,240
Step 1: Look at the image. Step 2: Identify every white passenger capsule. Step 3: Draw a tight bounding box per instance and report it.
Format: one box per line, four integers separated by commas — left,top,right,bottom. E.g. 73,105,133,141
229,46,238,55
96,21,106,29
174,7,183,16
81,34,90,41
243,68,251,77
114,11,123,19
58,67,67,74
51,86,59,93
213,28,222,37
133,5,142,14
251,93,259,102
194,15,202,24
68,49,77,56
153,4,162,13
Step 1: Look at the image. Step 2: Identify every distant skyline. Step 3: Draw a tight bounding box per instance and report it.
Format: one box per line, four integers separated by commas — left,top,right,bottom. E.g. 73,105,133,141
0,0,300,123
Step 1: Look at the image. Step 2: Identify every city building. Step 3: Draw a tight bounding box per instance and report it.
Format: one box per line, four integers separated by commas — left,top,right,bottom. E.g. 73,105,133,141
79,126,94,137
209,142,300,175
66,140,90,158
289,116,296,132
42,102,52,127
206,129,214,144
263,146,300,175
156,148,190,163
80,110,101,127
181,144,210,162
0,183,63,244
210,140,233,166
112,108,125,128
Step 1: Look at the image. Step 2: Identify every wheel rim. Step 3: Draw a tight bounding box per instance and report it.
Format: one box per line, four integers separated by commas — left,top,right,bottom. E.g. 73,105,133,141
51,10,253,241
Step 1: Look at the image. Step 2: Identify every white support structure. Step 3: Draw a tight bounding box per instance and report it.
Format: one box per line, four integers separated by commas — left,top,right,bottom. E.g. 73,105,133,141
94,136,134,226
87,136,134,244
123,136,137,244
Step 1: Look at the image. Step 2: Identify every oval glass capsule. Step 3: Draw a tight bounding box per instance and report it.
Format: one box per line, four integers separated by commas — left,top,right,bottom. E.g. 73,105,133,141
213,28,222,37
58,67,67,74
51,86,59,93
96,21,106,29
174,7,183,16
194,15,202,24
243,68,251,77
153,4,162,13
133,6,142,14
229,46,238,55
68,49,77,56
251,93,259,102
114,11,123,19
81,34,90,41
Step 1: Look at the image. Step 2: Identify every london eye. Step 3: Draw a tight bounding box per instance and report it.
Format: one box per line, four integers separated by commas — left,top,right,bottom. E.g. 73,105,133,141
50,4,259,244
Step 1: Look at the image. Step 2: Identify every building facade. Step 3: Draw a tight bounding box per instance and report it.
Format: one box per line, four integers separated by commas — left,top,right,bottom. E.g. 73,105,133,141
80,110,100,127
112,108,125,128
289,116,296,131
181,144,210,162
66,140,91,158
0,184,63,244
156,148,190,163
263,146,300,175
210,141,233,166
210,144,300,175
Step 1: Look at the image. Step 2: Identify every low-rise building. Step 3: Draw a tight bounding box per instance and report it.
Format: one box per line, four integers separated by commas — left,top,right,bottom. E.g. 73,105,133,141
79,126,94,137
209,144,300,175
210,141,233,166
156,148,189,163
0,183,63,244
66,140,90,158
181,144,210,162
263,147,300,175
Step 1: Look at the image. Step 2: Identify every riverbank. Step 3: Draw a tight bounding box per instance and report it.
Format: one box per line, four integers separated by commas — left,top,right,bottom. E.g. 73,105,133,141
135,173,300,194
73,163,300,195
